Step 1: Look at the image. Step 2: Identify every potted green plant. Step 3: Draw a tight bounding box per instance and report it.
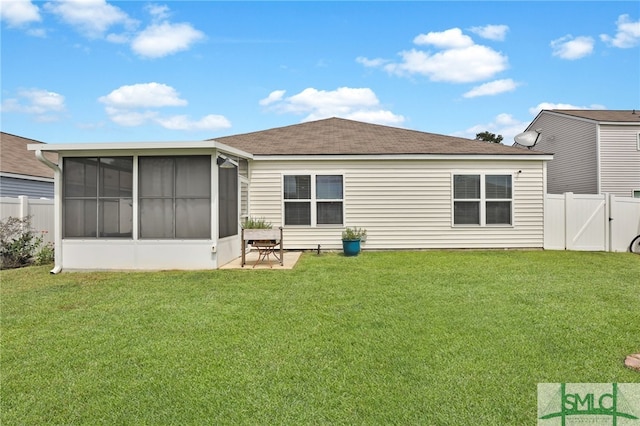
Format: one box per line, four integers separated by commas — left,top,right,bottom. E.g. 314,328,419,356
341,227,367,256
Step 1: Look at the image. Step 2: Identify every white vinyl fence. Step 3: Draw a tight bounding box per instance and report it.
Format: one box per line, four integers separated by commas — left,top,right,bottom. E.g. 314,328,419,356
3,192,639,253
545,193,640,252
0,196,54,244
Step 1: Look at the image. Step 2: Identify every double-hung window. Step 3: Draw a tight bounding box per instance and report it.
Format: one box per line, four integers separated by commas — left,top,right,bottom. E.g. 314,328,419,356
453,174,512,225
63,157,133,238
284,174,343,226
139,156,211,239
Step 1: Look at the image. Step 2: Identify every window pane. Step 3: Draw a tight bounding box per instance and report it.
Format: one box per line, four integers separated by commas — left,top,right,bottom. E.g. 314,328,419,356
284,202,311,225
486,175,512,199
316,175,343,199
454,175,480,199
140,199,173,238
64,158,97,197
454,201,480,225
284,175,311,199
317,202,343,224
100,157,133,197
219,166,238,238
486,201,511,225
175,156,210,197
64,199,96,237
139,157,174,197
177,199,211,238
99,199,132,237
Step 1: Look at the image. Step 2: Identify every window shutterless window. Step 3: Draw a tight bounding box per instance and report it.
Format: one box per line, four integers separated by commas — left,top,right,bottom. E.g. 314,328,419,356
63,157,133,238
453,174,512,226
283,174,343,226
138,156,211,239
219,164,238,239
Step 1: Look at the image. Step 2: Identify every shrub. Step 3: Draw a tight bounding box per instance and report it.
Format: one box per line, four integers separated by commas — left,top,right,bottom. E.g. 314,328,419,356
241,216,273,229
35,242,55,265
0,216,43,269
342,227,367,241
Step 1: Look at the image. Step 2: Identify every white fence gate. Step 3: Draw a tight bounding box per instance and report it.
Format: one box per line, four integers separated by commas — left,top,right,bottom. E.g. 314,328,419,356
545,193,640,252
0,196,54,244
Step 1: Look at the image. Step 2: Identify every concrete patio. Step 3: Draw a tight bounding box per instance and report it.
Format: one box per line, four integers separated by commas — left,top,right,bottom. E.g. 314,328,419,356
220,250,302,270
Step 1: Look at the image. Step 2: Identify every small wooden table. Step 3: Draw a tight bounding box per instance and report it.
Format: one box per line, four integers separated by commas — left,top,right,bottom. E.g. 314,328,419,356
241,227,284,268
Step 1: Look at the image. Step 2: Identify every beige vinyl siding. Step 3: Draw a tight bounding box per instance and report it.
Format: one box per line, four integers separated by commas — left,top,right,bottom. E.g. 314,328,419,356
532,114,598,194
599,124,640,197
248,159,545,250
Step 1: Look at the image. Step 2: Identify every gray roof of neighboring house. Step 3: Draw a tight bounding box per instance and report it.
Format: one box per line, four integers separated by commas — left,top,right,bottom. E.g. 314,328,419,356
213,117,548,156
0,132,57,179
547,109,640,123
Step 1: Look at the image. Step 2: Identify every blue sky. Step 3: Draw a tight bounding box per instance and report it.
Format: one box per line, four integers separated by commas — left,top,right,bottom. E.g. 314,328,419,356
1,1,639,145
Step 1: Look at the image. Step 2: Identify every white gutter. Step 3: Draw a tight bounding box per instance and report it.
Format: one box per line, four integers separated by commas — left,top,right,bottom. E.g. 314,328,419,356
34,151,62,274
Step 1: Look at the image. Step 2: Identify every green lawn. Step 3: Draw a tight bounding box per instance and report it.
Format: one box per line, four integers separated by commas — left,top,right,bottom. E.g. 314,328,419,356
1,251,639,424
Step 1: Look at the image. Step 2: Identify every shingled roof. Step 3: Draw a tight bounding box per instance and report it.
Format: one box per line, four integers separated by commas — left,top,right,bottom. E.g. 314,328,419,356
548,109,640,123
213,117,547,156
0,132,57,179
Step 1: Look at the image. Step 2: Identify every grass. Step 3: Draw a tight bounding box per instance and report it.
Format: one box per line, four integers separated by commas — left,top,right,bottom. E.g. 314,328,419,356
1,250,639,424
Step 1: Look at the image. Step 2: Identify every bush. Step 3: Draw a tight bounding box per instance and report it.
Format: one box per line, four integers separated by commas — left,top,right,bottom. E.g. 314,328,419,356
35,242,55,265
342,227,367,241
0,216,43,269
241,216,273,229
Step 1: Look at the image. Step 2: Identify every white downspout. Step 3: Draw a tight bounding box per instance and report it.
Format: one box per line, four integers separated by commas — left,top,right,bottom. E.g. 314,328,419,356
35,151,62,274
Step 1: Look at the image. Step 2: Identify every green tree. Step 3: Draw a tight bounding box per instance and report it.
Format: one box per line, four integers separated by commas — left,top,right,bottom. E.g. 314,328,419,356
475,131,503,144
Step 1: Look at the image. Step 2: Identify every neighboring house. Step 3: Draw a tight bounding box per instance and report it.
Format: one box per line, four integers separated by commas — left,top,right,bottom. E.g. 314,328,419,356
28,117,552,272
0,132,57,198
518,110,640,197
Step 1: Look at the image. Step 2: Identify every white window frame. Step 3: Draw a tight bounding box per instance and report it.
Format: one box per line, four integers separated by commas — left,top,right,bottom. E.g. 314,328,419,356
282,172,345,227
636,132,640,151
451,172,514,227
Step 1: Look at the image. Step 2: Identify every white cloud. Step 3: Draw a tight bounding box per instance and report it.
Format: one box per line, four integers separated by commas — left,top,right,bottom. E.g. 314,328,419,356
600,14,640,48
44,0,137,38
98,82,229,131
261,86,405,126
339,109,405,126
363,28,509,83
356,56,388,68
385,45,508,83
98,82,188,108
413,28,473,48
259,90,286,106
456,113,528,145
528,102,605,116
469,24,509,41
0,0,41,26
146,4,170,21
155,114,231,131
104,107,158,127
131,21,205,58
0,88,66,122
463,79,518,98
550,35,594,60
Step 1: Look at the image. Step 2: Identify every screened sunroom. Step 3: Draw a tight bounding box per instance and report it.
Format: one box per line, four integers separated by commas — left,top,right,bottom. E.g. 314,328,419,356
28,141,252,272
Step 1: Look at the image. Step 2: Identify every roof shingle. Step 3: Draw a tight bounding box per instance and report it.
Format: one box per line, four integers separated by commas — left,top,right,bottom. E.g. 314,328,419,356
1,132,57,179
214,117,547,156
549,109,640,123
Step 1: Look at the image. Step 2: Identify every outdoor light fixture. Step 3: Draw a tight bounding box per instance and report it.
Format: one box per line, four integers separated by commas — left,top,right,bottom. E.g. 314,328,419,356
514,128,543,149
217,156,236,169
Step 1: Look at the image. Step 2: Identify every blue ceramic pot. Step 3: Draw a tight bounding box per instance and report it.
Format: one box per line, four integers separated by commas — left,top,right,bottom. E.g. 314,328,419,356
342,239,361,256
